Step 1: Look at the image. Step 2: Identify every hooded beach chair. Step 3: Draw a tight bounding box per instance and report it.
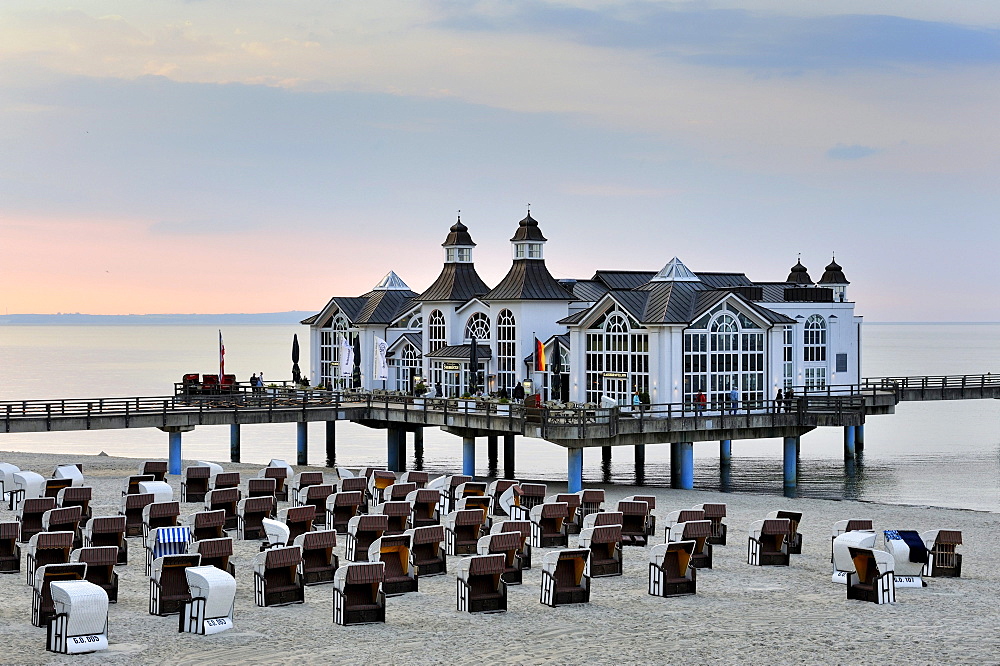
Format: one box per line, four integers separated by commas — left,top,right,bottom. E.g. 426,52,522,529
530,502,569,548
261,518,291,550
182,466,212,503
405,525,447,577
457,554,507,613
693,503,728,545
434,474,471,514
142,501,180,539
540,549,591,607
57,486,92,526
488,479,519,519
294,529,338,585
70,546,119,603
624,494,657,536
340,476,369,513
648,541,697,597
122,474,155,497
145,526,192,575
258,467,288,502
384,482,417,504
346,514,388,562
137,480,173,504
477,531,524,585
847,546,896,604
406,488,441,529
491,520,532,569
765,510,801,554
186,510,226,542
18,496,57,543
747,518,792,566
0,462,21,507
247,477,277,500
327,491,363,533
456,495,491,524
205,488,240,531
83,516,127,565
32,562,87,628
12,470,46,511
180,565,237,635
399,471,430,488
252,545,304,607
0,521,20,573
667,520,714,569
582,510,624,533
617,500,651,547
921,530,963,578
210,471,240,493
290,472,324,506
883,530,929,587
830,519,874,560
831,529,878,584
120,493,154,538
577,489,605,523
510,482,546,521
444,509,486,555
52,464,85,487
42,506,83,549
368,534,417,596
664,509,705,539
26,531,74,586
45,478,74,500
549,493,582,534
372,500,412,535
139,460,168,482
149,553,202,616
367,470,397,508
237,496,276,540
297,484,334,526
579,524,623,577
333,562,385,626
45,579,109,654
189,537,235,576
279,505,316,543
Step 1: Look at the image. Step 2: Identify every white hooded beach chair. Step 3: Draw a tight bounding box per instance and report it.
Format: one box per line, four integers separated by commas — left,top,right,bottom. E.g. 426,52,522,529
52,464,85,487
46,579,109,654
477,531,524,585
0,462,21,507
27,530,74,586
238,496,276,540
261,518,291,550
252,545,304,607
491,519,532,569
457,554,507,613
648,541,696,597
122,474,154,497
579,524,623,577
83,516,127,565
0,521,21,573
832,529,878,584
181,565,236,635
368,534,417,596
346,514,388,562
145,526,192,576
488,479,519,519
747,518,792,566
149,553,201,616
333,562,385,626
32,562,87,627
921,530,963,578
831,519,873,559
847,547,896,604
295,529,339,585
12,470,46,511
137,480,173,504
405,525,447,577
883,530,929,587
667,520,713,569
540,549,591,607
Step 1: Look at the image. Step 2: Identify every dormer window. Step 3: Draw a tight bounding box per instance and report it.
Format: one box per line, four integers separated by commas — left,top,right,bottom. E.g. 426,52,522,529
514,242,543,259
445,247,473,263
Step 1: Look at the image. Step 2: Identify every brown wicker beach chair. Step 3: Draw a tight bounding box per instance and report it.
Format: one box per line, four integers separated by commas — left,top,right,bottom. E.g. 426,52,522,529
748,518,791,566
346,514,388,562
56,486,93,526
444,509,485,556
150,553,202,616
142,501,180,539
26,531,74,586
847,547,895,604
294,529,338,585
577,489,605,523
510,483,546,521
120,493,155,538
540,549,590,607
695,503,728,545
765,510,800,553
492,519,532,569
248,477,277,499
211,472,241,492
83,516,127,565
32,562,87,627
0,522,20,573
326,491,363,534
140,461,168,482
279,505,316,543
578,524,622,577
648,541,696,597
18,497,56,543
182,466,211,503
70,545,119,603
385,482,417,503
457,554,507,613
923,530,963,577
530,502,569,548
617,499,650,546
406,525,447,576
291,472,324,505
333,562,385,625
190,537,235,576
252,546,304,607
299,484,335,526
237,496,277,540
45,478,73,499
187,510,227,542
262,466,289,502
42,506,83,548
374,500,411,536
369,534,417,596
477,530,524,585
407,488,440,529
668,519,714,568
204,488,240,531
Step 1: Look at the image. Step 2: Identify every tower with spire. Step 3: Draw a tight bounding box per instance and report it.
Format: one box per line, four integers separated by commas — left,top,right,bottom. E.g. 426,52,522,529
818,256,849,302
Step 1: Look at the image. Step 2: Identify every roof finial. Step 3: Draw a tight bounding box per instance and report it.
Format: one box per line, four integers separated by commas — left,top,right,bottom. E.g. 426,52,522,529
527,203,531,214
457,209,461,222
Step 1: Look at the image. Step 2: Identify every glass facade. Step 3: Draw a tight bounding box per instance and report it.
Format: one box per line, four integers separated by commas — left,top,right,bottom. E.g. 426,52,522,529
584,310,648,405
496,309,517,392
683,305,764,407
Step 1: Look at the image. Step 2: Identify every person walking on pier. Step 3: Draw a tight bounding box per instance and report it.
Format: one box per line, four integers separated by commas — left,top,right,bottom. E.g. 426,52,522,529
512,382,525,403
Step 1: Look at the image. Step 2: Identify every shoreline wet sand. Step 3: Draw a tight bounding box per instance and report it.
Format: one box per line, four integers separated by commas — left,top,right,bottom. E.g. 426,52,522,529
2,450,998,665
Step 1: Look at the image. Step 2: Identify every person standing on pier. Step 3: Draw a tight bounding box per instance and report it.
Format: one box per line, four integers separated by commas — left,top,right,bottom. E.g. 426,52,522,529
695,390,707,413
728,386,739,414
774,388,783,413
784,387,795,412
512,382,525,403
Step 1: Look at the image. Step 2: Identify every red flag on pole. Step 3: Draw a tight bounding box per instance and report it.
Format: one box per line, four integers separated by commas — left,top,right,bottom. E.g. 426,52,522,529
534,337,546,372
219,330,226,378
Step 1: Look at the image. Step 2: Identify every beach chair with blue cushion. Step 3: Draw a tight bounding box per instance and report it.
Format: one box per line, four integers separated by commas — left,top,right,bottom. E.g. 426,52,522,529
45,579,109,654
540,549,591,608
847,546,896,604
145,526,192,576
832,529,878,584
333,562,385,626
457,554,507,614
648,541,697,597
883,530,928,587
921,530,962,578
747,518,791,566
181,565,237,635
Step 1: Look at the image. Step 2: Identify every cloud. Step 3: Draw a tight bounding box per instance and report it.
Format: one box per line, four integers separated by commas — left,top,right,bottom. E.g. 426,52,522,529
826,144,879,160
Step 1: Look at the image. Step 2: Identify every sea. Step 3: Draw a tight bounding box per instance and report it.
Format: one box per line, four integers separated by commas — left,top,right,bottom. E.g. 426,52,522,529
1,323,998,512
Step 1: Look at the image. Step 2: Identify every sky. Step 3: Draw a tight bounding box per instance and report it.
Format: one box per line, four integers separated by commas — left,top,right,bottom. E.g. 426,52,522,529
1,1,998,321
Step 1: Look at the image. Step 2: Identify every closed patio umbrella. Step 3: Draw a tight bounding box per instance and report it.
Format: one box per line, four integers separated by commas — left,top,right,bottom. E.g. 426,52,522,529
550,341,563,401
291,334,302,384
469,337,479,395
352,335,362,389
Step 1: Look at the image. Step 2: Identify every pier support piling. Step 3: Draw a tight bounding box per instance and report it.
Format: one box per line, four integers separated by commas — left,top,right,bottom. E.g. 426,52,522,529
487,435,498,477
169,431,182,476
719,439,732,467
230,424,241,463
567,448,583,494
674,442,694,490
503,434,515,479
414,428,424,470
844,425,856,459
463,437,476,477
387,428,406,472
856,424,865,452
296,422,308,466
670,442,680,487
325,421,336,468
635,444,646,485
783,436,798,488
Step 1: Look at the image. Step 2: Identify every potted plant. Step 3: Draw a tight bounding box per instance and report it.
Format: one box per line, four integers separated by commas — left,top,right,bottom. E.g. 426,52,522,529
412,382,427,406
496,396,510,415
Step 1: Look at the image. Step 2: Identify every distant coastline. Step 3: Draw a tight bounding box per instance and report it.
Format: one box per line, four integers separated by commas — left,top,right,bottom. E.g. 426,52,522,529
0,311,314,325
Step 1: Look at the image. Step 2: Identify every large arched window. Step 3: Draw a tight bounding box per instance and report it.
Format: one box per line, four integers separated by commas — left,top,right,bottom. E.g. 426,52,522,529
585,309,648,405
324,314,351,389
464,312,490,341
393,344,421,393
428,310,446,353
804,315,827,362
496,309,516,392
683,304,764,407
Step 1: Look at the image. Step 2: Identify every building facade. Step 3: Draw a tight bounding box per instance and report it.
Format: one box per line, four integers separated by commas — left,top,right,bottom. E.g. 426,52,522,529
304,214,861,405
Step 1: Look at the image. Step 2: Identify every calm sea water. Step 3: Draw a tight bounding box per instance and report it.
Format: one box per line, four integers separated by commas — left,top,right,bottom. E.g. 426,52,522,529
1,323,998,511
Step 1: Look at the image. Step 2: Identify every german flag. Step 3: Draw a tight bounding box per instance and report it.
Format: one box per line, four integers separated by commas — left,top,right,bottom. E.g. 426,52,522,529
534,337,546,372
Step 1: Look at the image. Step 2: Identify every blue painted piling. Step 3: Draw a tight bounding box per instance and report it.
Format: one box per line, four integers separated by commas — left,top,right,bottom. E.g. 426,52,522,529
463,437,475,477
844,425,856,459
783,436,798,487
567,448,583,493
676,442,694,490
297,421,308,466
169,430,182,476
720,439,732,466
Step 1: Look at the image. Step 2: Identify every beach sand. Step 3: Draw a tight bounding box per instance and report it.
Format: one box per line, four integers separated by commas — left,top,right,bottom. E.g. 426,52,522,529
2,450,998,665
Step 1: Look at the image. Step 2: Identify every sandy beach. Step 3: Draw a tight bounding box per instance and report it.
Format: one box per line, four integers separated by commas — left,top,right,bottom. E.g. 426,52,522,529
2,450,998,666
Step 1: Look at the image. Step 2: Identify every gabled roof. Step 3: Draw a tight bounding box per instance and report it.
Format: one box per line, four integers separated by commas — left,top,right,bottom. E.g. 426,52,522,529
425,344,493,360
387,332,422,353
415,262,491,302
354,290,418,325
570,280,609,302
302,295,369,326
484,260,574,301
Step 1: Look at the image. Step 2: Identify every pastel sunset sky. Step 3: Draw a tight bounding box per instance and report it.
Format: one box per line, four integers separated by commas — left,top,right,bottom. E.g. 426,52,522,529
2,1,998,320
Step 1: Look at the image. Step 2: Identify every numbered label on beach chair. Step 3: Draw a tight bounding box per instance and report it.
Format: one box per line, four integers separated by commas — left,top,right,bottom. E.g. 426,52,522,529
203,617,233,635
67,634,108,654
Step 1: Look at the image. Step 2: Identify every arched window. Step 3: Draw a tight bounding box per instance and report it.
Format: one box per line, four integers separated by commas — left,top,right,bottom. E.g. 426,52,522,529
326,315,351,389
584,310,648,404
393,344,421,393
428,310,446,353
804,315,827,362
464,312,490,341
496,309,516,392
683,304,764,407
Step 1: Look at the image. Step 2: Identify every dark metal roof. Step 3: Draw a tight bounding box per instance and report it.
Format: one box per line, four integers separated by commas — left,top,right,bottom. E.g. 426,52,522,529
425,344,493,360
695,272,753,288
415,262,491,302
591,271,656,290
300,313,319,325
303,295,369,326
484,260,574,301
570,280,609,302
786,260,813,284
354,290,418,325
388,332,422,352
510,213,547,241
556,309,590,325
818,258,849,285
442,217,476,247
